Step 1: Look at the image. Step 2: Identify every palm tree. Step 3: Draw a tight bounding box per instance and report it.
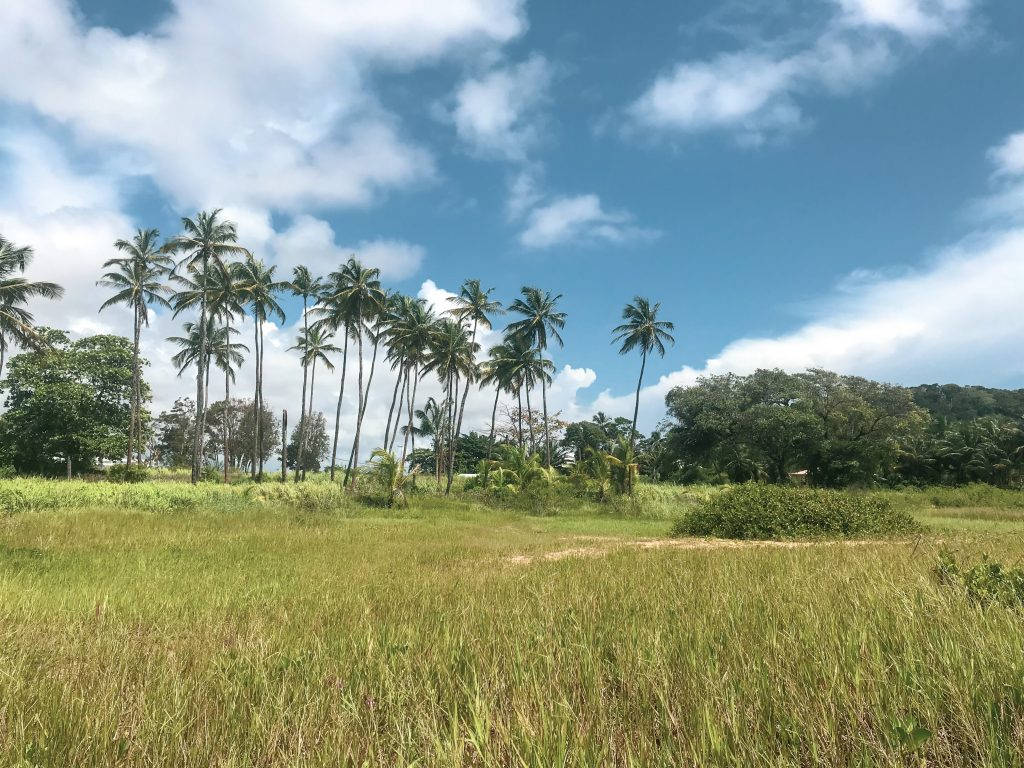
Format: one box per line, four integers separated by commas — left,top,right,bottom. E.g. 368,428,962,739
423,317,478,493
506,287,566,467
402,396,446,484
289,322,340,480
0,237,64,379
446,279,502,491
235,255,287,480
168,320,247,471
288,266,324,482
163,210,249,483
172,260,249,480
479,337,526,471
345,288,392,486
97,229,173,467
612,297,675,448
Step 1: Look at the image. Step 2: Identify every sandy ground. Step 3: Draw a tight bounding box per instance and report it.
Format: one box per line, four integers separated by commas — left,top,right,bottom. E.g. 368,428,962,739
506,536,858,565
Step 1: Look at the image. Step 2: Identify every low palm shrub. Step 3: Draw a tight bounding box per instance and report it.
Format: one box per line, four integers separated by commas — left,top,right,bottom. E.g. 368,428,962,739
935,549,1024,608
672,484,921,540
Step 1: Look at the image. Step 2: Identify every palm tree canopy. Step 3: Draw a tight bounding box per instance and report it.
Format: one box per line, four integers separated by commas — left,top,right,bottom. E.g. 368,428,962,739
162,209,249,276
290,323,342,371
423,317,478,383
448,279,503,331
506,286,566,350
98,229,173,325
1,235,65,351
235,255,287,325
612,296,675,358
167,319,248,378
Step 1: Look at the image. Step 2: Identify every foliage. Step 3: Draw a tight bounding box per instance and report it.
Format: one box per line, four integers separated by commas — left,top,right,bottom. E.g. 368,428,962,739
286,412,331,472
672,484,921,539
152,397,198,468
107,464,150,483
935,549,1024,608
0,331,147,474
362,450,417,507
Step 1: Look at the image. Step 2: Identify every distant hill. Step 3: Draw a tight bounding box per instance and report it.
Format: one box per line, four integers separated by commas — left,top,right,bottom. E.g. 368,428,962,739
910,383,1024,422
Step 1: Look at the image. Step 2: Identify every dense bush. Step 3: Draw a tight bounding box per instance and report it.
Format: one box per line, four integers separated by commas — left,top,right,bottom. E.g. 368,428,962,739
672,484,921,540
107,465,150,483
935,549,1024,608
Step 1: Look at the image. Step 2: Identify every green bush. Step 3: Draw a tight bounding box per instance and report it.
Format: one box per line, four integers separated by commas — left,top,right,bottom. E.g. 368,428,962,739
672,484,921,540
0,466,16,480
107,465,150,484
935,549,1024,608
0,486,29,516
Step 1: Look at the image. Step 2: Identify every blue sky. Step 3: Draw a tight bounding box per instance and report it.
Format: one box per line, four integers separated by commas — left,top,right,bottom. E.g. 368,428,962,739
2,0,1024,444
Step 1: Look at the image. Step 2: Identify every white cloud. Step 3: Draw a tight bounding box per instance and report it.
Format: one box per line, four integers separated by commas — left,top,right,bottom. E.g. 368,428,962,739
837,0,973,38
989,132,1024,177
0,0,524,212
628,0,972,141
450,54,553,160
518,194,658,249
270,216,425,281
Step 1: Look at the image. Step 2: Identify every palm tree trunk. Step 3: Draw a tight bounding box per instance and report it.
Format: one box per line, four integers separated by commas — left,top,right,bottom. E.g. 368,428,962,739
630,348,647,449
223,365,230,482
389,370,407,453
517,390,524,449
0,335,6,381
525,384,535,454
347,326,379,486
345,326,365,489
251,318,260,479
485,386,500,479
303,358,318,480
330,323,350,481
541,376,551,468
127,305,140,467
257,319,265,480
383,358,404,452
402,365,418,467
295,296,309,482
192,258,208,485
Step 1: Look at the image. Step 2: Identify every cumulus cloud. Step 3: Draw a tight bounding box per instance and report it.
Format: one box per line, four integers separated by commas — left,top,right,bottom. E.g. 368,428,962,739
628,0,973,142
270,216,425,281
518,194,659,249
450,54,553,160
0,0,524,212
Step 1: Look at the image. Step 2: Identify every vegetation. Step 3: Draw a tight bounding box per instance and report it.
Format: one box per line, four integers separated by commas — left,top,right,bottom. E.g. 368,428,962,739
0,487,1023,765
673,484,921,539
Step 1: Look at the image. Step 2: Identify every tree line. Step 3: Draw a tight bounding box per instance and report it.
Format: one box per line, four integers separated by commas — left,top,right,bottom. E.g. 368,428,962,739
0,213,673,486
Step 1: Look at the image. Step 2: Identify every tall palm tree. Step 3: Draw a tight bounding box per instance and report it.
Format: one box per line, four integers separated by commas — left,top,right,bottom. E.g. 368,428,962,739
446,279,502,490
163,210,249,483
168,320,247,471
506,287,566,468
0,237,64,379
389,299,435,468
235,255,286,479
171,261,249,480
339,259,385,489
402,396,446,484
423,317,477,493
479,336,527,469
288,266,324,482
289,322,340,480
612,296,675,448
346,288,392,485
97,229,173,466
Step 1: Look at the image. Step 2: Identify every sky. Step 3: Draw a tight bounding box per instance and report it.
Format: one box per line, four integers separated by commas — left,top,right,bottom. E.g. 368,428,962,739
2,0,1024,455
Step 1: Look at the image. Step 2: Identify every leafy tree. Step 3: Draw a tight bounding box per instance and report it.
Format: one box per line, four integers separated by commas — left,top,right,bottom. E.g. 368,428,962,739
235,399,280,473
286,412,330,472
153,398,198,468
0,332,144,475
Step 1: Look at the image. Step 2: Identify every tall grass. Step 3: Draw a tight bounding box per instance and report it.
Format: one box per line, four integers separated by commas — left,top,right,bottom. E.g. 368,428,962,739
0,499,1023,765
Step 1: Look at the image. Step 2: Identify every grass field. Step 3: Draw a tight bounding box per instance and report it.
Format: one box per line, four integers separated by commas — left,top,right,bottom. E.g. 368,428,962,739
2,480,1024,766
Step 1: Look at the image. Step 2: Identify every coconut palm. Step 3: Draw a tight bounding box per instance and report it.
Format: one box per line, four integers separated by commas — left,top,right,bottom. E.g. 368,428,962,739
235,255,287,479
445,279,502,491
402,396,446,485
0,237,64,379
612,296,675,448
97,229,173,466
506,287,566,467
288,266,324,482
479,336,527,471
345,288,392,486
423,317,478,493
162,210,249,483
289,322,340,480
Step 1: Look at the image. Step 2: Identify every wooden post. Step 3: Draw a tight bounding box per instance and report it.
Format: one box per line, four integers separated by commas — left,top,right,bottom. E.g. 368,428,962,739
281,409,288,482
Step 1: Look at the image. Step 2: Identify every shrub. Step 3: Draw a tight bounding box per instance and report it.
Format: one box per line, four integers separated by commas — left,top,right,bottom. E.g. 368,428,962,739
107,465,149,484
935,549,1024,608
672,484,921,540
0,466,16,480
0,486,29,516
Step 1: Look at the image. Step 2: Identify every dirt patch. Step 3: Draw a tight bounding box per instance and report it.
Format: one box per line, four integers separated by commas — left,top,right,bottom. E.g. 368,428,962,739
507,537,864,565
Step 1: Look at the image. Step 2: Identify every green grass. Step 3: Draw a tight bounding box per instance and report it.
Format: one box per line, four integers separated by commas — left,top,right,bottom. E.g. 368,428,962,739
2,480,1024,765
